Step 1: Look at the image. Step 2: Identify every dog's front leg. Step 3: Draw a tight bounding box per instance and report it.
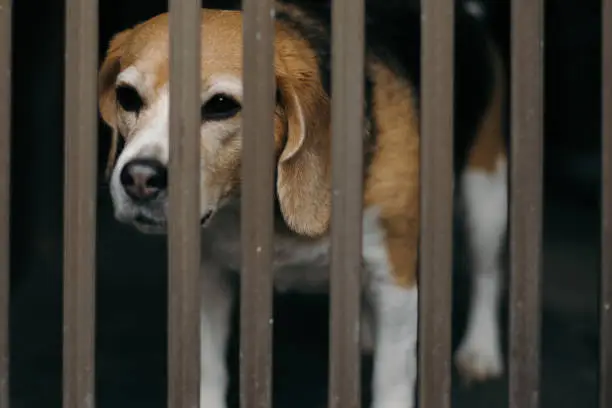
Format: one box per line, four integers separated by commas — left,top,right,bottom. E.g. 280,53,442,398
367,270,418,408
363,211,419,408
199,262,233,408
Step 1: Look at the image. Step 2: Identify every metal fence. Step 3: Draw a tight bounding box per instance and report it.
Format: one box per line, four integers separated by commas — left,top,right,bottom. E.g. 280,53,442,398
0,0,610,407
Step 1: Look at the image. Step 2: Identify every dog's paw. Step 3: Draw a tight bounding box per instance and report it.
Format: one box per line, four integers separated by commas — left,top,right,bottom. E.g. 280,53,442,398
454,338,504,384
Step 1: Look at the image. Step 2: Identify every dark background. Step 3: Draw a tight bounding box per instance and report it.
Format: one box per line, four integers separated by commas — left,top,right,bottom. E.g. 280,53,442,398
7,0,604,407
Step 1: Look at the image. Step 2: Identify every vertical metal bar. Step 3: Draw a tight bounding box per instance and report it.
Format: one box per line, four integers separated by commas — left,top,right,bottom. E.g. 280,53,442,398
328,0,365,406
600,0,612,406
0,1,11,407
240,0,275,407
418,1,454,407
167,0,202,407
62,0,99,406
509,1,544,407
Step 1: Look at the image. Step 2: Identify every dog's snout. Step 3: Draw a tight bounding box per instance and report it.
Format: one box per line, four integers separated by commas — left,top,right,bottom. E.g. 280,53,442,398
120,158,167,202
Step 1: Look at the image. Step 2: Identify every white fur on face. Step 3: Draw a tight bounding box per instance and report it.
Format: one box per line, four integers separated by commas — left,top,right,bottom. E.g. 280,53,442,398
108,67,244,233
110,83,170,231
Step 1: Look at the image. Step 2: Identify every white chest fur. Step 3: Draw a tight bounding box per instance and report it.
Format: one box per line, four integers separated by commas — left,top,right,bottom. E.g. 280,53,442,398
200,205,383,293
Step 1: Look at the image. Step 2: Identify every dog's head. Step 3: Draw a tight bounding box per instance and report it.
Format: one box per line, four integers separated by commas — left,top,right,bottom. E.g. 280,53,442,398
99,10,331,236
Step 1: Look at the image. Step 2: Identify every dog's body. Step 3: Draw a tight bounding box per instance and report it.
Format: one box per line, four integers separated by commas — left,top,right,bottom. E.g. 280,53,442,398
98,2,508,407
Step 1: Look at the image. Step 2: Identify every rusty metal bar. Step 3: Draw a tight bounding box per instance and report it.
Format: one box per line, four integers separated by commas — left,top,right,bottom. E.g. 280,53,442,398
240,0,276,407
509,0,544,407
328,0,365,405
0,0,12,407
418,1,454,407
601,0,612,406
167,0,202,407
62,0,99,406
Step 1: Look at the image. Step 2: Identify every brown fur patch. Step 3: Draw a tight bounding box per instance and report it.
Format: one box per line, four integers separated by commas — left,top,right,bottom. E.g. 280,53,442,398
273,19,333,237
364,60,420,288
466,43,507,172
107,11,246,94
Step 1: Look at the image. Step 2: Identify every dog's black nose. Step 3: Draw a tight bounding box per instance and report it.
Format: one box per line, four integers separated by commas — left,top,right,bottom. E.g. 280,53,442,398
120,158,167,202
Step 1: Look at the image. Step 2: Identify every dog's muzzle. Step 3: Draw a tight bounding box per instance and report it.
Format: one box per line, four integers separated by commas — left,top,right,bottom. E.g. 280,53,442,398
115,157,218,232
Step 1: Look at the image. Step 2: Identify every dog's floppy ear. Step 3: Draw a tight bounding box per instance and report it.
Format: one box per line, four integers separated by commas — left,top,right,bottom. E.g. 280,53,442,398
98,29,132,179
275,73,332,237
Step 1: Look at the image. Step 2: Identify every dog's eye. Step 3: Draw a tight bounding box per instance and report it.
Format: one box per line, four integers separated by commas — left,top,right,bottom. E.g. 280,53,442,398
116,85,143,113
201,94,241,120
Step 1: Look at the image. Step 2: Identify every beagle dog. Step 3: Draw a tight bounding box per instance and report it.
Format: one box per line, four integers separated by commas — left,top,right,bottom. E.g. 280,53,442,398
98,1,508,407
